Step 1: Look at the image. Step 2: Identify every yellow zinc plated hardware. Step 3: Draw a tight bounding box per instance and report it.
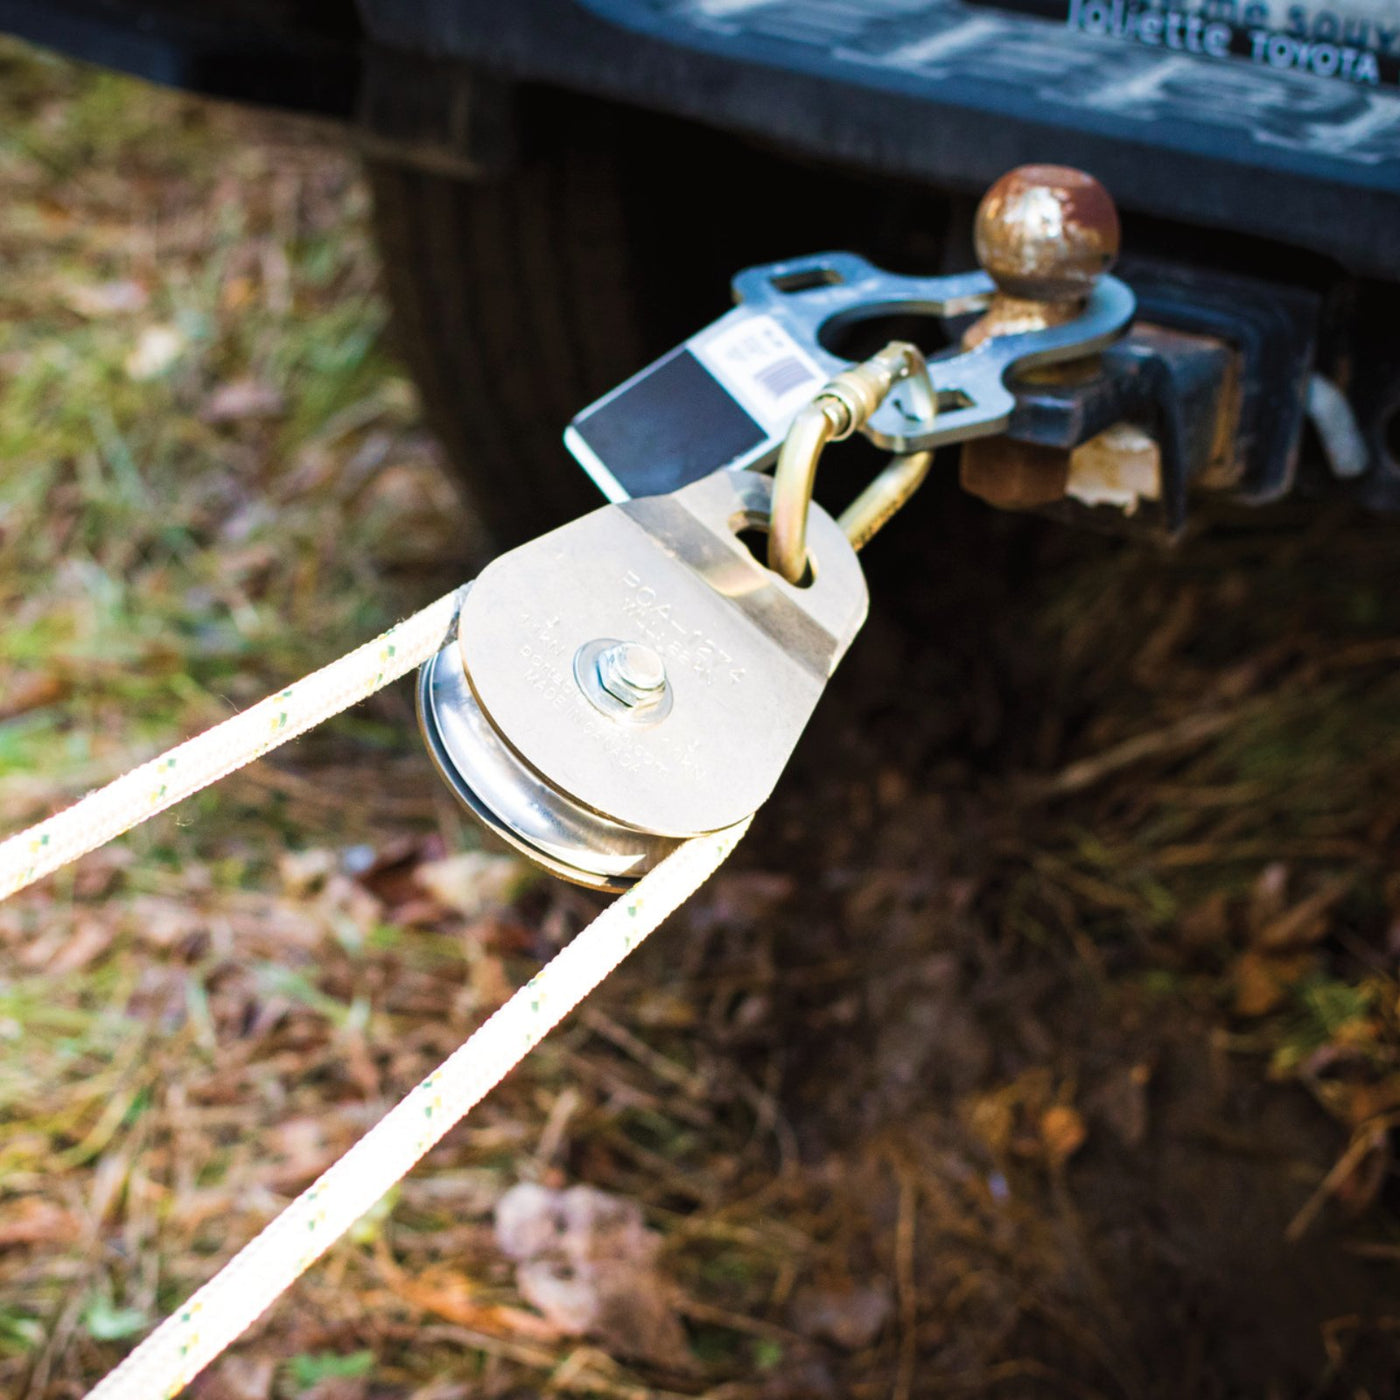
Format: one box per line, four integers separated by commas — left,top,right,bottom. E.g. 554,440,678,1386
767,340,937,585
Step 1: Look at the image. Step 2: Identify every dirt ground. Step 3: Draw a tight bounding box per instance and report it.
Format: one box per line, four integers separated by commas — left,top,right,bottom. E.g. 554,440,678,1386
0,38,1398,1400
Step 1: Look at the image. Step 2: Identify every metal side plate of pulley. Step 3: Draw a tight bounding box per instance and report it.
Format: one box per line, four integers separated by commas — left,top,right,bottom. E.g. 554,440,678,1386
418,469,869,890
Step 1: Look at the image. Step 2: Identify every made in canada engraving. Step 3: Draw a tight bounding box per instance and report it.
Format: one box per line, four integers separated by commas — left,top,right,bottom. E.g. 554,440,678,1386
517,607,571,711
619,569,747,686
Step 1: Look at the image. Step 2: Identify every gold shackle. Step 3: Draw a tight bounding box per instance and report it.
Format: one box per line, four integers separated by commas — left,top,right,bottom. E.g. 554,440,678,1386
767,341,938,584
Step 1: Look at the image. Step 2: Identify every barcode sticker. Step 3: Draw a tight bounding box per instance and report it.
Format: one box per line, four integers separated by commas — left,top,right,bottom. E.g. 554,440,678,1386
690,312,826,433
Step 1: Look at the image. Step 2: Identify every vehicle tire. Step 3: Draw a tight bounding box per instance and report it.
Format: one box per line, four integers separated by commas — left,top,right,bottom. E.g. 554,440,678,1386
367,110,650,546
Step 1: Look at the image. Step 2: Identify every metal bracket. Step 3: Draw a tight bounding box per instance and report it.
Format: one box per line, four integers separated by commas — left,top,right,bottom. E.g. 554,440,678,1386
566,252,1135,502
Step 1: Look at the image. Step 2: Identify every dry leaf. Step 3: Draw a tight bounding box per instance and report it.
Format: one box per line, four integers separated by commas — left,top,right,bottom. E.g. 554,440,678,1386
278,848,336,895
1249,862,1290,924
1040,1105,1087,1167
1251,878,1350,951
220,274,255,312
1334,1078,1400,1129
694,871,796,931
260,1117,341,1191
791,1283,892,1349
390,1266,562,1342
191,1354,274,1400
0,1197,78,1249
1233,949,1312,1017
125,895,204,950
64,278,148,317
0,672,68,721
16,915,113,973
415,853,524,920
49,916,116,974
964,1086,1017,1157
1179,891,1231,949
201,378,284,423
494,1182,691,1369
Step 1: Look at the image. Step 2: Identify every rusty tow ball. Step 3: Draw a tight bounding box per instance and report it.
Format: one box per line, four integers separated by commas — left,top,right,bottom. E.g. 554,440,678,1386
960,165,1169,519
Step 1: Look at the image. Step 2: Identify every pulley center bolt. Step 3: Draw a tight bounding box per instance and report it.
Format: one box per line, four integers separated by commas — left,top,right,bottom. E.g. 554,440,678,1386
596,641,668,709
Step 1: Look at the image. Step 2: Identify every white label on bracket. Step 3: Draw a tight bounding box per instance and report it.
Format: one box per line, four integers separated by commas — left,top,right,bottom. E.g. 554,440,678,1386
690,312,827,435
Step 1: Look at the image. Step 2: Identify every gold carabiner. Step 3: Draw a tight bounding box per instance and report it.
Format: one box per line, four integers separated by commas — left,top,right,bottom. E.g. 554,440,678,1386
767,341,937,584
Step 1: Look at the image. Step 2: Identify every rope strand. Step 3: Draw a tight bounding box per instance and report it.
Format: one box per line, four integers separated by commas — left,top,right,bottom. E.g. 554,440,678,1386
85,819,748,1400
0,586,750,1398
0,588,466,902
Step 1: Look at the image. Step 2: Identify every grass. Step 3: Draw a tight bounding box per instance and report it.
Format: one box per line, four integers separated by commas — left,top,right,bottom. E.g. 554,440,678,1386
0,38,507,1399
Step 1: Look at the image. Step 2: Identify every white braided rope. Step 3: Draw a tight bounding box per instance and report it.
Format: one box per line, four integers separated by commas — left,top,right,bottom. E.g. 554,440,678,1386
85,819,748,1400
0,584,749,1397
0,588,466,902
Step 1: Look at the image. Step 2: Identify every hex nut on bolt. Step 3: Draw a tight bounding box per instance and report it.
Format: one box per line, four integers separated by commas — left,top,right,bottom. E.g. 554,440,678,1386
573,639,674,724
597,642,667,708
